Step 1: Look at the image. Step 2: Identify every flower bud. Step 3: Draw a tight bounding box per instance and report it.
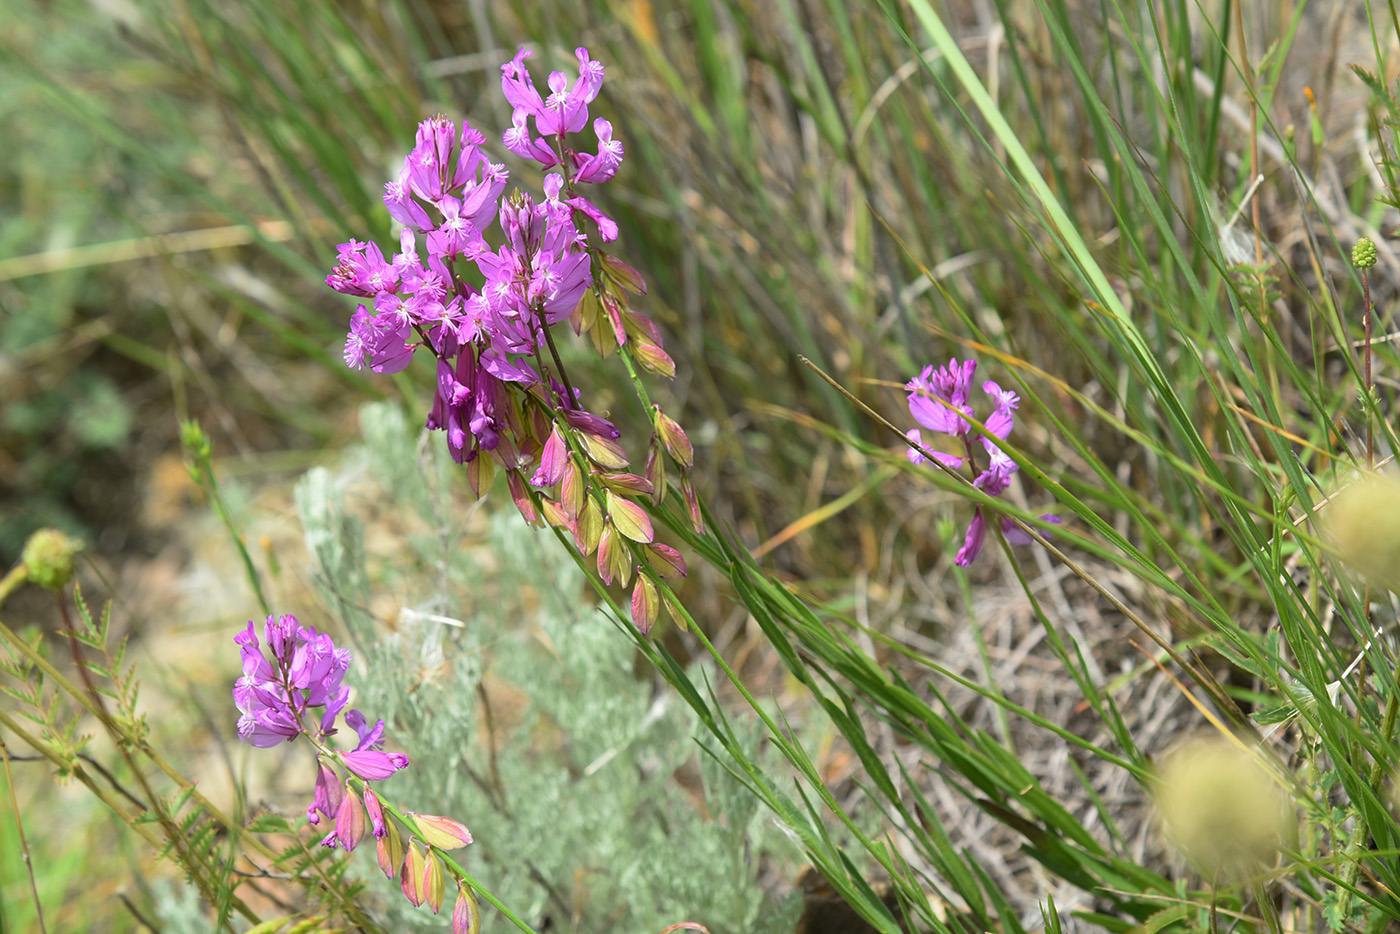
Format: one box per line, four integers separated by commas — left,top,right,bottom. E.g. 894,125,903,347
22,529,83,592
1353,237,1378,269
180,419,211,462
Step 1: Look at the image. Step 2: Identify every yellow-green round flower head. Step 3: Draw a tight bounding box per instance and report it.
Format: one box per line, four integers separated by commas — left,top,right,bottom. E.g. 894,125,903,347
1353,237,1378,269
21,529,83,592
1325,471,1400,592
1153,735,1288,878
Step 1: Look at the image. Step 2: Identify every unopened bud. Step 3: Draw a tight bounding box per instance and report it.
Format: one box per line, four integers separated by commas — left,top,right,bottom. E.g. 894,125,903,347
1353,237,1378,269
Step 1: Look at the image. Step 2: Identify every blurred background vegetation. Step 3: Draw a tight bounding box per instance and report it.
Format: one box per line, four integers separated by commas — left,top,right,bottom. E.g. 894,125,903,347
3,0,1398,930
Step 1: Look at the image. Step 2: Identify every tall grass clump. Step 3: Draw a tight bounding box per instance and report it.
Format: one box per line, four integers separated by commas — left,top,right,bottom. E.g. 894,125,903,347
6,1,1400,933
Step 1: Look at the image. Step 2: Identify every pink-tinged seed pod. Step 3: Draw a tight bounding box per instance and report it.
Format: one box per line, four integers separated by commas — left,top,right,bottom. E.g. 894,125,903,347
364,787,386,838
606,491,654,543
679,473,703,533
631,337,675,378
424,851,446,914
506,470,540,526
600,293,628,345
596,525,619,586
600,252,647,296
334,787,367,853
401,843,428,907
575,499,604,556
632,575,659,635
645,543,687,579
534,425,568,487
411,813,474,850
578,432,630,469
597,471,653,496
378,824,405,879
466,453,495,499
561,460,585,519
453,885,482,934
644,442,666,506
653,407,693,468
540,498,573,531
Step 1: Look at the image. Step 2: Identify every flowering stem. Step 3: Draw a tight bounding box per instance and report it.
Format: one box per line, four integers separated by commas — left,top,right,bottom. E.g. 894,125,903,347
540,315,578,405
617,342,655,412
1363,265,1374,470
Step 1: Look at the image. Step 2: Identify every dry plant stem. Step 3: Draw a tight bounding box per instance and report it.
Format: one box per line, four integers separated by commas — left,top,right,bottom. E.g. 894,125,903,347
797,356,1249,728
56,596,230,921
0,564,25,609
0,732,47,933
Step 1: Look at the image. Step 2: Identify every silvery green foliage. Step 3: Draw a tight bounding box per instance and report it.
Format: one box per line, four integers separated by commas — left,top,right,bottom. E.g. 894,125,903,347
296,402,801,933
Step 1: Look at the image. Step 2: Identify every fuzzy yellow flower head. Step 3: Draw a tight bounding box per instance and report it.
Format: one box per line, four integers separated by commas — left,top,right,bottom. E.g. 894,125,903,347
1325,471,1400,592
1153,736,1288,877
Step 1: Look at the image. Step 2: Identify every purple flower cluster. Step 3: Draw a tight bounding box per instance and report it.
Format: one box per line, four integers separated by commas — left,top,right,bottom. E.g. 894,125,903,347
233,613,476,922
327,48,631,471
326,47,697,634
233,615,408,839
905,358,1057,566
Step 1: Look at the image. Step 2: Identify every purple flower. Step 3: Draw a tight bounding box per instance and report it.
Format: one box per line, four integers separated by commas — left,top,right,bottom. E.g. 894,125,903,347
904,359,1057,566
